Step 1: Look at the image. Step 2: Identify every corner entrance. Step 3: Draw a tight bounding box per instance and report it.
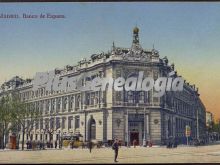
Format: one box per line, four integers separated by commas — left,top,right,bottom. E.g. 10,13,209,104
130,132,139,145
128,114,144,146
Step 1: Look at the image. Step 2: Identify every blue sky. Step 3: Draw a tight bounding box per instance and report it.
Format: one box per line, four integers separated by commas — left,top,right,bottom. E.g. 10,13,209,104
0,3,220,72
0,2,220,117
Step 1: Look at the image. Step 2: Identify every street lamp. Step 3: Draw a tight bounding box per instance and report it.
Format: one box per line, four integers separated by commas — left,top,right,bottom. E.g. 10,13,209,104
42,128,46,150
143,107,146,147
59,130,63,149
126,109,129,147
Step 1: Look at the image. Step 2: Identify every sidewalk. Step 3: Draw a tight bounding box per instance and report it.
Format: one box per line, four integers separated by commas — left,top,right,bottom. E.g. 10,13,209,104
1,142,220,152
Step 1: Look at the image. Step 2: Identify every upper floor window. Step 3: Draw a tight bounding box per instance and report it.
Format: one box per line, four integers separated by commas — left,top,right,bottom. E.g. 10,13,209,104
75,95,80,109
68,117,73,129
75,116,80,129
50,118,55,130
56,117,60,129
51,99,55,113
40,88,44,96
36,120,39,130
70,96,74,110
62,117,66,129
139,91,145,103
45,118,49,130
45,100,50,114
40,118,43,130
57,98,61,112
63,97,68,110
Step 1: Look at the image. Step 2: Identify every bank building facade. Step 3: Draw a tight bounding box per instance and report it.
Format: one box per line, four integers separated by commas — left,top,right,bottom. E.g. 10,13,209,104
0,27,206,146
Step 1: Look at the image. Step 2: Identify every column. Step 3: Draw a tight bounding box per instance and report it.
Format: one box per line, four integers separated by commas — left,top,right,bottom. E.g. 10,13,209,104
143,110,146,146
126,110,129,147
146,114,150,139
82,92,86,109
65,116,68,132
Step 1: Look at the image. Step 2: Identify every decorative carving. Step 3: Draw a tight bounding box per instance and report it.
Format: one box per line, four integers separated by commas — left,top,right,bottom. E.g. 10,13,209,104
154,119,159,124
116,118,121,127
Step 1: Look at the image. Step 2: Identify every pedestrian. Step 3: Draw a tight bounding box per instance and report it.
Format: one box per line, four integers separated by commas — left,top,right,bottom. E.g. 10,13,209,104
133,139,137,148
112,138,119,162
39,141,42,150
29,141,32,150
55,140,57,149
26,140,29,150
88,141,92,153
59,141,61,149
71,141,74,149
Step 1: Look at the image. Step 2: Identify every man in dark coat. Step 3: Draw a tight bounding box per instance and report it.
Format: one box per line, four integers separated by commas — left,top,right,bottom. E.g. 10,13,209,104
88,141,92,153
112,138,119,162
55,140,57,149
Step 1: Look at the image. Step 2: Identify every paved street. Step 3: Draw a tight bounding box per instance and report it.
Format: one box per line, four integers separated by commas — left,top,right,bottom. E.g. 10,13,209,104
1,144,220,163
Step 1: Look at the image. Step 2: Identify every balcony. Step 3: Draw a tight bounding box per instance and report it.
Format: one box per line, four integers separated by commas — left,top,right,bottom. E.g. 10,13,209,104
112,101,158,107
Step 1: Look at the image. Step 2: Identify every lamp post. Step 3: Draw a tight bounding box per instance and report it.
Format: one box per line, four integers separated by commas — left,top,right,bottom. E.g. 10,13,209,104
42,128,46,150
143,107,146,147
126,109,129,147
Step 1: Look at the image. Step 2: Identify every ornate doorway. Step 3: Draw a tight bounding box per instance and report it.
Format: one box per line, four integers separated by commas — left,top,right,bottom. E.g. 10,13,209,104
130,132,139,145
88,116,96,141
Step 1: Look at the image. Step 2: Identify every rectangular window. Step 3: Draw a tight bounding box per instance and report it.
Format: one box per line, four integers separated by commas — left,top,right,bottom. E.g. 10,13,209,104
45,119,49,130
57,98,61,113
51,99,55,113
68,117,73,129
50,118,54,130
36,120,39,130
75,116,80,129
56,117,60,129
40,119,43,130
62,117,66,129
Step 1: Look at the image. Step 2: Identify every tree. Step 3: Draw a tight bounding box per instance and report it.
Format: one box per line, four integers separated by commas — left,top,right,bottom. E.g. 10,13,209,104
10,95,41,150
43,112,60,147
0,95,14,149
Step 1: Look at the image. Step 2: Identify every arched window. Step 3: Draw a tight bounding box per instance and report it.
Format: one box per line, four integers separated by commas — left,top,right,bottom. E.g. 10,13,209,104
88,118,96,140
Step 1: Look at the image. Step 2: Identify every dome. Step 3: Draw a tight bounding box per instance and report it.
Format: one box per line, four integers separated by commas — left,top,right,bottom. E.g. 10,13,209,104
133,26,139,33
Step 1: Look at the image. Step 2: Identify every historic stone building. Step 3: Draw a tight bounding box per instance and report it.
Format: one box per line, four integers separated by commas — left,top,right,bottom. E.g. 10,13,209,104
0,27,206,146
